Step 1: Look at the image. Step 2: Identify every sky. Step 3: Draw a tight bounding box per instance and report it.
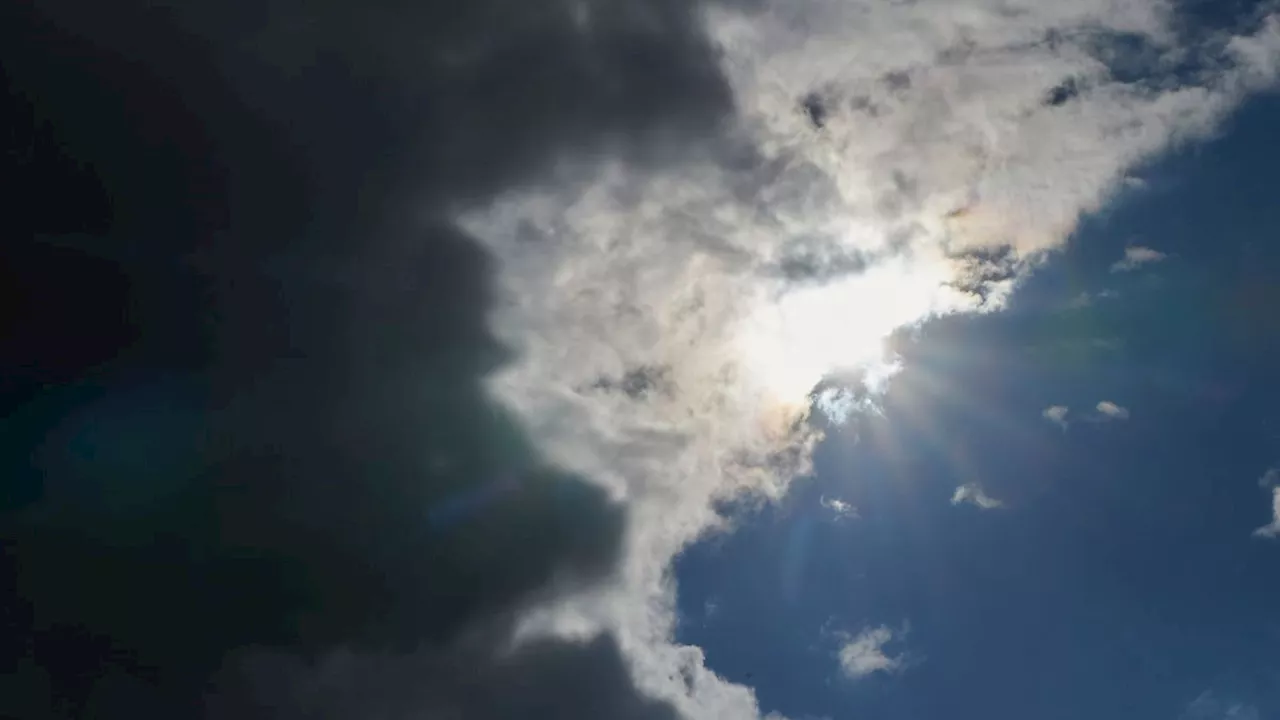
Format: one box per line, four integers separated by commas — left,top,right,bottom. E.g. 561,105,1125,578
676,90,1280,720
2,1,1279,719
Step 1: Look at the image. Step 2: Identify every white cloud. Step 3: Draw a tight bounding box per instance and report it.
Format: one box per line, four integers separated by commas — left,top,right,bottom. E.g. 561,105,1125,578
1258,466,1280,488
837,626,903,679
1096,400,1131,420
951,483,1005,510
1042,405,1069,428
1252,487,1280,539
464,3,1280,718
1110,245,1167,272
821,495,858,520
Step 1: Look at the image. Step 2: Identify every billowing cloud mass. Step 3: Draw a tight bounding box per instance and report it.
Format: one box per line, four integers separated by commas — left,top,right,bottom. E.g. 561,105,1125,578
1252,487,1280,539
6,0,1280,719
836,626,903,679
951,483,1006,510
471,5,1280,708
1096,400,1132,420
1110,245,1168,272
1043,405,1070,427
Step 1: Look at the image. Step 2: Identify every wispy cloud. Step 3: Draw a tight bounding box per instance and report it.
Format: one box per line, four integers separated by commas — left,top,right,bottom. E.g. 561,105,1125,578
1258,466,1279,488
1065,289,1117,309
951,484,1005,510
1183,691,1261,720
1252,487,1280,539
1042,405,1070,428
837,626,903,679
1095,401,1131,420
821,495,859,520
1110,245,1167,272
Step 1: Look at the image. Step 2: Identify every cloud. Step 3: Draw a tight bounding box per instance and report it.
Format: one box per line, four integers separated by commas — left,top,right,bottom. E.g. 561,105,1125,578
1042,405,1070,428
1065,289,1118,308
837,626,903,679
1183,691,1262,720
1096,400,1131,420
1110,245,1168,272
1252,487,1280,539
951,484,1005,510
2,1,734,718
1258,467,1280,488
8,2,1280,720
471,3,1280,716
821,495,858,520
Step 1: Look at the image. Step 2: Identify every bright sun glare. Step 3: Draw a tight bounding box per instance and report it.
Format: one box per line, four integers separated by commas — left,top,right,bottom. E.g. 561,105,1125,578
739,255,968,405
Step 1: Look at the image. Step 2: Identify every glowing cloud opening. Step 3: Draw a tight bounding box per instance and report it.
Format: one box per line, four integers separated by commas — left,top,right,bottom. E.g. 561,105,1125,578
737,250,976,405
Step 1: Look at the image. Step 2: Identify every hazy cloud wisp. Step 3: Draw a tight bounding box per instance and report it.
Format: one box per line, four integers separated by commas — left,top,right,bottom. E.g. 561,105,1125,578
1110,245,1168,272
951,483,1006,510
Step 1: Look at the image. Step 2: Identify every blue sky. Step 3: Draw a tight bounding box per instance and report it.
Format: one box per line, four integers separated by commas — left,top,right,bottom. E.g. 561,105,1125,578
675,92,1280,720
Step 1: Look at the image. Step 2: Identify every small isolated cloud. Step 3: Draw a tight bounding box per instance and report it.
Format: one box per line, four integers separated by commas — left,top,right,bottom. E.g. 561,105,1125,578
1096,401,1130,420
1111,245,1167,272
951,483,1004,510
1258,467,1280,488
1042,405,1069,428
821,495,858,520
1252,487,1280,539
837,626,902,679
704,599,720,619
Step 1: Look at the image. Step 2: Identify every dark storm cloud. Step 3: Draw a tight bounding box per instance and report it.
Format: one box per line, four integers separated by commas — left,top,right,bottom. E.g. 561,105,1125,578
1,1,736,717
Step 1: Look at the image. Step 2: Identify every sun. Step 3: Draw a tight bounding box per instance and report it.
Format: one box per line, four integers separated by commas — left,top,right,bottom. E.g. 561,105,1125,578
737,255,969,405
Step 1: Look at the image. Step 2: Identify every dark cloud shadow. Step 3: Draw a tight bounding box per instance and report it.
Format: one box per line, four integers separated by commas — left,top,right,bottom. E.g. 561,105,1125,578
1,1,734,717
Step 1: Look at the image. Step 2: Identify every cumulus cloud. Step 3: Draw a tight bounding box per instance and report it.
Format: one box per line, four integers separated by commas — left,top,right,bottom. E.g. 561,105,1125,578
1252,487,1280,539
821,495,858,520
469,3,1280,716
951,484,1006,510
1110,245,1168,272
1043,405,1070,428
9,1,1280,719
837,626,904,679
1096,400,1131,420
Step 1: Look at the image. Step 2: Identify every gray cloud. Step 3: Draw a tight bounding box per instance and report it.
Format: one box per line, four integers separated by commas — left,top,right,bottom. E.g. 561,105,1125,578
2,1,740,718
